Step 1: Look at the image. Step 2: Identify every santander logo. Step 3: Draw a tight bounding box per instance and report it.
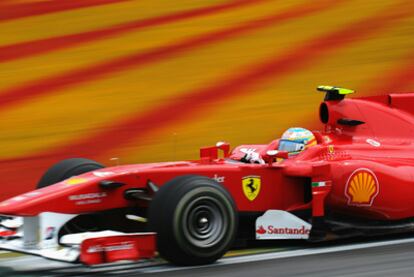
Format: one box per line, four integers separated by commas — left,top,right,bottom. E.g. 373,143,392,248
256,225,310,235
256,225,266,235
255,210,312,240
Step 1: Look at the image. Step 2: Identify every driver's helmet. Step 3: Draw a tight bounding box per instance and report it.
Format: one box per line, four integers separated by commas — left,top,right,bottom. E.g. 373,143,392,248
278,127,316,156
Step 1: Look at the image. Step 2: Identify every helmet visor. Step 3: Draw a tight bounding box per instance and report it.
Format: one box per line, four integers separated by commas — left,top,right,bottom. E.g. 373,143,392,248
278,140,305,153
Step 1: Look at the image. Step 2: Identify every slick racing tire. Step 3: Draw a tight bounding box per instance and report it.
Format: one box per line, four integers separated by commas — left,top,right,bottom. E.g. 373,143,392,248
148,175,237,265
36,158,106,236
37,158,104,188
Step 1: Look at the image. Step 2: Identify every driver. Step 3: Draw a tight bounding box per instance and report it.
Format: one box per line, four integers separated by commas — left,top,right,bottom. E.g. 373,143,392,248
278,127,317,156
243,127,316,163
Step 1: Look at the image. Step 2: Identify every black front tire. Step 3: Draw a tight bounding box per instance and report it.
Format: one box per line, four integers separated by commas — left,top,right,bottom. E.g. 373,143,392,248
36,158,106,237
148,175,237,265
37,158,104,188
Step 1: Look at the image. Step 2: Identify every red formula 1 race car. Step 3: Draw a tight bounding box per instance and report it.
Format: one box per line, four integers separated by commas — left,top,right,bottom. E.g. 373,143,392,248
0,86,413,266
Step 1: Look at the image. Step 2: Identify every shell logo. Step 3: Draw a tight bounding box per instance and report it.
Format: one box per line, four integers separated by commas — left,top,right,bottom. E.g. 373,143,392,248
345,168,379,207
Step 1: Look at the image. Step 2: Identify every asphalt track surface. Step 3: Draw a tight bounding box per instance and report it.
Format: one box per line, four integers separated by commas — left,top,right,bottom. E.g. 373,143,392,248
2,235,414,276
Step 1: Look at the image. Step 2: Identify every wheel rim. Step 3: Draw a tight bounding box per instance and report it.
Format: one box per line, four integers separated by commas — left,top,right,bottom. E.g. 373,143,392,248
181,196,228,248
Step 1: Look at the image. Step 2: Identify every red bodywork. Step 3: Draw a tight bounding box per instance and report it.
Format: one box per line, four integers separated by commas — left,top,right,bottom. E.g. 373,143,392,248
1,93,414,222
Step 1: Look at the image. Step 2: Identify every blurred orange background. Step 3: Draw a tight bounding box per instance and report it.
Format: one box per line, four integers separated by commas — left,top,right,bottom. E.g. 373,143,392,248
1,0,414,199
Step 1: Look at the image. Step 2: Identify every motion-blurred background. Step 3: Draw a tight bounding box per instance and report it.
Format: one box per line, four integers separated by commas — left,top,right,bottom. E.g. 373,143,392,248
0,0,413,199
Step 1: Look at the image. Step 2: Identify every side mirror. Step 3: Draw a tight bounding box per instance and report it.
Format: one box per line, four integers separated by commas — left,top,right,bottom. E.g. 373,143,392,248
263,150,288,165
216,141,230,157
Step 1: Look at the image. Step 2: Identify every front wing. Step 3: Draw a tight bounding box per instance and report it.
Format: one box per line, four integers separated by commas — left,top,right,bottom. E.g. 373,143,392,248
0,213,156,265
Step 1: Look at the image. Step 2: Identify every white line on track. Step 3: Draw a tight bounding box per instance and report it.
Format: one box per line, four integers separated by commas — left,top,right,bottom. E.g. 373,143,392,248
138,237,414,274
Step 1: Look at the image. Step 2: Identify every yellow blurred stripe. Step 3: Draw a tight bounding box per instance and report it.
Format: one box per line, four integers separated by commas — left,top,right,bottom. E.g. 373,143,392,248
0,0,409,160
112,0,414,163
0,0,312,157
0,0,225,46
0,0,286,91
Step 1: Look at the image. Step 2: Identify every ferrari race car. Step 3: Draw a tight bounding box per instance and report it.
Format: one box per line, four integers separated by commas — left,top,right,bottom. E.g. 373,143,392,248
0,86,413,266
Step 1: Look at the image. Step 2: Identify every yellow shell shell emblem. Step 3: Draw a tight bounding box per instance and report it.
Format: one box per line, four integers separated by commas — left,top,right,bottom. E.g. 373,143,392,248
242,176,261,201
345,169,379,206
65,177,87,185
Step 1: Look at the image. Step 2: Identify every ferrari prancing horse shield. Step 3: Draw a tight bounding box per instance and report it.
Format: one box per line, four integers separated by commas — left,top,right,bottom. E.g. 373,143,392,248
242,176,261,201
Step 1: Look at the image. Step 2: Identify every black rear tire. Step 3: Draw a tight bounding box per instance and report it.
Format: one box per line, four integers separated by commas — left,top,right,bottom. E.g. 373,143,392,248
148,175,237,265
37,158,104,188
